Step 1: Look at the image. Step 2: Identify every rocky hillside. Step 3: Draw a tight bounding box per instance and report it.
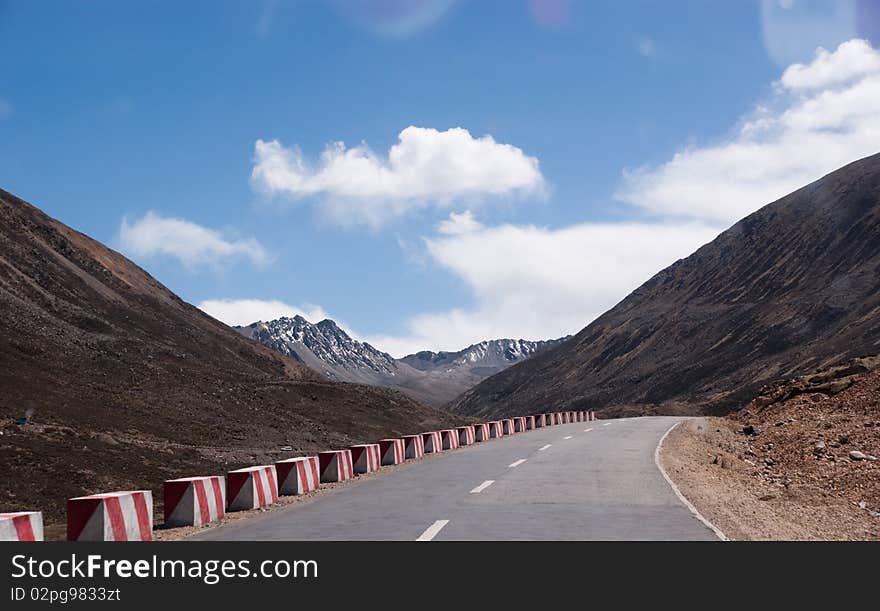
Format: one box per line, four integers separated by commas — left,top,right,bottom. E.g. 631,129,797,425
0,188,462,533
237,317,567,406
452,152,880,419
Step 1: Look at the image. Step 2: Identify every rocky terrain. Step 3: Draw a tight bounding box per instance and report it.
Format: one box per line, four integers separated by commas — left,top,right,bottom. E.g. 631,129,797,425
0,188,464,537
660,358,880,540
453,152,880,419
238,316,567,406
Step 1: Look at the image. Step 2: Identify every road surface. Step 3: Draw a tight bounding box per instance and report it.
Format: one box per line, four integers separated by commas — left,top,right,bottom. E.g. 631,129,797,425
191,416,718,541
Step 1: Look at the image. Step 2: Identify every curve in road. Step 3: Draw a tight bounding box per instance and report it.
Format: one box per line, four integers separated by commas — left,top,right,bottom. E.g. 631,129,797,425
191,416,720,541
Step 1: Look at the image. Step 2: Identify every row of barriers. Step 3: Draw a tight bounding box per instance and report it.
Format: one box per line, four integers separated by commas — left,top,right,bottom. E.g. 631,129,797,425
0,410,596,540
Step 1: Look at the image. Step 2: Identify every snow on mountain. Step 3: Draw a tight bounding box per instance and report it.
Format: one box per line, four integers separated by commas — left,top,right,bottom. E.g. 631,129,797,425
236,316,569,406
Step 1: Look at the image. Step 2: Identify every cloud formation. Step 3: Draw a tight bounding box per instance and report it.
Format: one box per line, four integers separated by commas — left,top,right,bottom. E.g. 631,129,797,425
366,221,719,357
616,38,880,225
251,126,545,227
198,298,332,327
118,212,271,269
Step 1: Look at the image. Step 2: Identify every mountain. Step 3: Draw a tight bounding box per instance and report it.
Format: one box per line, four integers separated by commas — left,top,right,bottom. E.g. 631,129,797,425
451,152,880,419
237,317,567,406
0,188,461,533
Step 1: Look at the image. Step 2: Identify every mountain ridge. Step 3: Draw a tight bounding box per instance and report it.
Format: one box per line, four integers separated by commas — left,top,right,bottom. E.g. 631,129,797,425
451,152,880,419
236,316,569,406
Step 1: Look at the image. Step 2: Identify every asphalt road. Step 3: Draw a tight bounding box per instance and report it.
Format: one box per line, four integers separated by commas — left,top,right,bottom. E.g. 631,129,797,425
191,416,719,541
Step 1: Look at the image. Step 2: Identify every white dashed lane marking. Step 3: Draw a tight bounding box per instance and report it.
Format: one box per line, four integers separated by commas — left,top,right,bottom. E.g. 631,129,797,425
416,520,449,541
508,459,527,468
538,444,552,451
470,480,495,494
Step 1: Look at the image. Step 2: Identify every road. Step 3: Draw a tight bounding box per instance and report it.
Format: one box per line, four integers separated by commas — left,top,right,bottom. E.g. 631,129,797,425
191,416,719,541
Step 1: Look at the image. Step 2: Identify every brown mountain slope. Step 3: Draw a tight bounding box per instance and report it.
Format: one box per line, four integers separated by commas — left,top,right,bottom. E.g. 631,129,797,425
451,152,880,419
0,189,462,533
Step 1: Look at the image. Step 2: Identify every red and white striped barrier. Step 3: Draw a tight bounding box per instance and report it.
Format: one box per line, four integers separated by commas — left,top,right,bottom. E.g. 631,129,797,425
276,456,320,496
318,450,354,483
0,512,43,541
490,421,504,438
474,423,491,441
457,425,475,446
502,419,515,435
350,444,381,474
422,431,443,453
67,491,152,541
578,411,585,422
590,411,596,421
163,476,225,527
526,415,536,430
441,429,460,450
227,466,278,511
402,434,425,459
514,416,527,433
535,414,546,428
379,439,406,466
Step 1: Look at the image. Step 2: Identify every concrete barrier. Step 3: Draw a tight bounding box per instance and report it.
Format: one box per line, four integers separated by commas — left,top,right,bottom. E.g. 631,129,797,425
0,512,43,541
502,419,515,435
402,434,425,459
379,439,406,466
318,450,354,483
590,411,596,421
474,423,491,441
514,416,527,432
422,431,443,453
163,476,225,527
227,466,279,511
276,456,320,495
490,421,504,438
350,444,381,474
457,425,475,445
535,414,546,428
67,491,153,541
441,429,460,450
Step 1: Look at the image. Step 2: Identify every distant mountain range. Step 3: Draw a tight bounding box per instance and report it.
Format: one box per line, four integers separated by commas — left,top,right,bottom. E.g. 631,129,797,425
236,315,568,406
451,152,880,419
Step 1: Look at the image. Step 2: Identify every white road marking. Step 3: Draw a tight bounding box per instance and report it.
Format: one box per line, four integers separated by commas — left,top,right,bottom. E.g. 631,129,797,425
538,444,552,451
603,422,612,426
416,519,449,541
655,422,728,541
563,435,573,440
470,480,495,494
508,459,527,468
584,428,593,432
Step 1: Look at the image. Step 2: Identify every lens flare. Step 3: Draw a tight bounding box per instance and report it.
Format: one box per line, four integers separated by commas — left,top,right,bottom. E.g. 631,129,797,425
328,0,459,38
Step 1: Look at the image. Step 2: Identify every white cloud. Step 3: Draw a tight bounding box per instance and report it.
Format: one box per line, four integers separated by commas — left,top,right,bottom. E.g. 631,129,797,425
437,210,484,235
250,126,545,227
780,38,880,90
366,221,719,357
198,299,331,327
118,211,271,269
616,38,880,225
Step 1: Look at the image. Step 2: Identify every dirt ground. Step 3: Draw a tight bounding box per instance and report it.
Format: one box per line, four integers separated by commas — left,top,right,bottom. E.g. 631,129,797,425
660,365,880,540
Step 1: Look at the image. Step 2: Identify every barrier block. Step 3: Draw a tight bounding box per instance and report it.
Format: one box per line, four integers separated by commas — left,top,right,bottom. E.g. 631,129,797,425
276,456,320,495
502,419,515,435
163,476,225,527
350,444,381,474
457,425,475,446
402,434,425,459
422,431,443,453
0,512,43,541
318,450,354,483
67,491,152,541
514,416,527,432
474,423,491,441
441,429,460,450
379,439,406,465
227,466,278,511
490,421,504,438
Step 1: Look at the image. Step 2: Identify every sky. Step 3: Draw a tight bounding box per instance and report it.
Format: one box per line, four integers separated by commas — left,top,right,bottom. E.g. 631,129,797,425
1,0,879,356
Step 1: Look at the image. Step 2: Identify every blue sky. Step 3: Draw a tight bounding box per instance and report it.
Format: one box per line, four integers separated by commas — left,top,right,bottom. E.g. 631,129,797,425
2,1,878,355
